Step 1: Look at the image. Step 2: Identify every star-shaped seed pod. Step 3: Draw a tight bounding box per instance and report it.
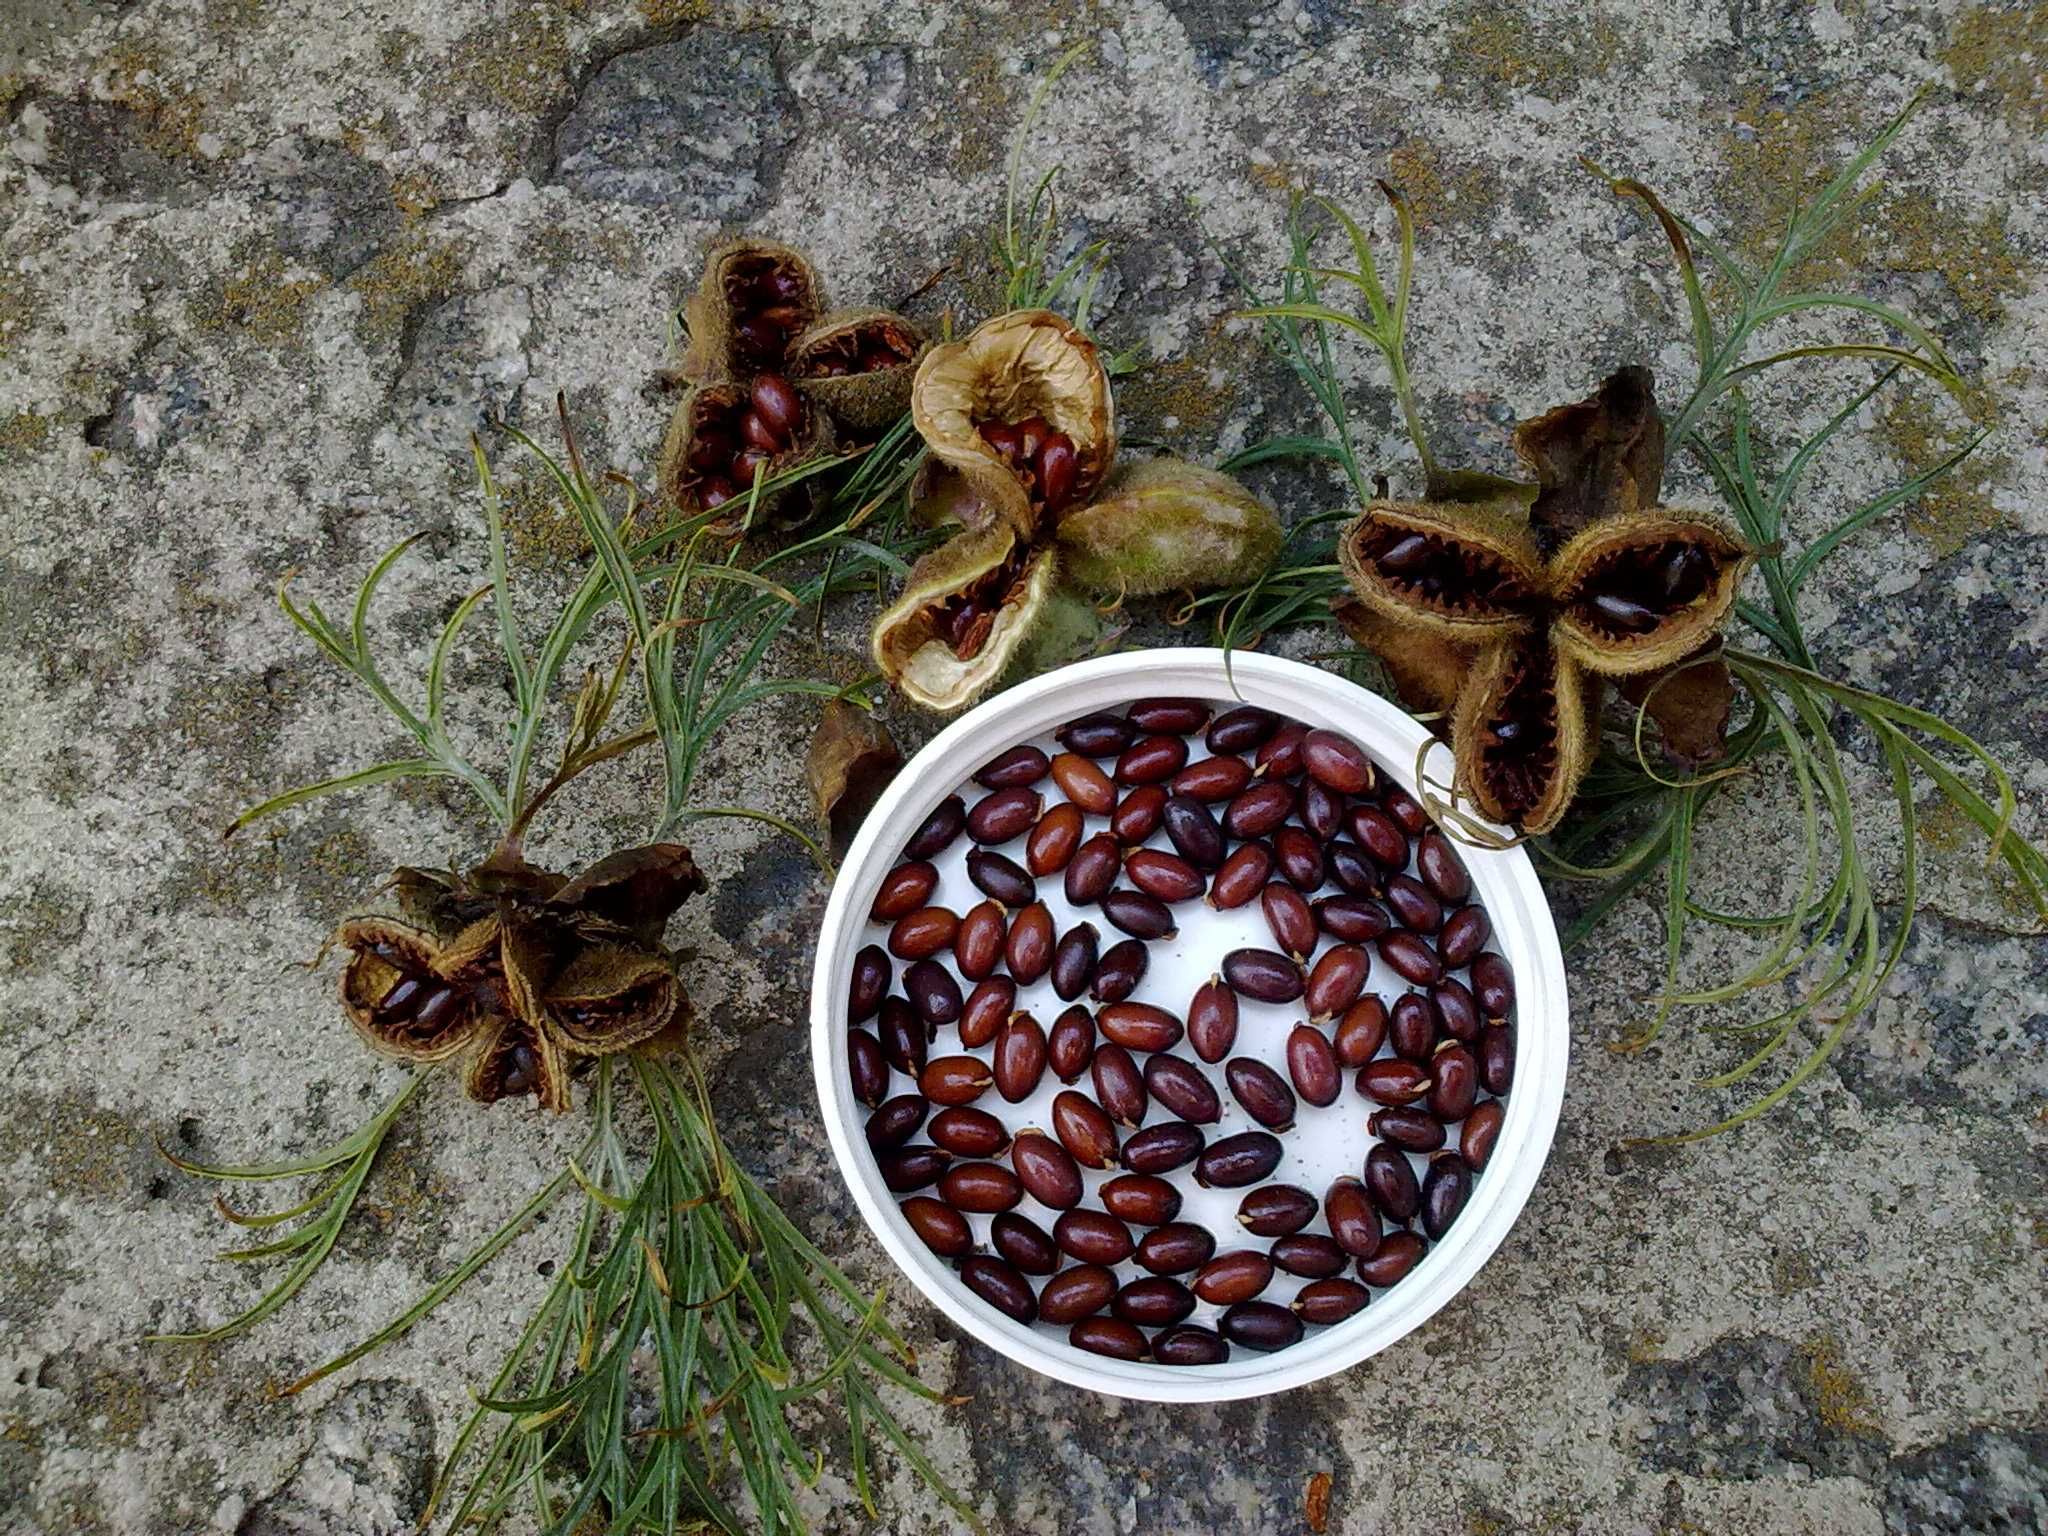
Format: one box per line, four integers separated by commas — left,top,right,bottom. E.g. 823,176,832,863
334,845,703,1112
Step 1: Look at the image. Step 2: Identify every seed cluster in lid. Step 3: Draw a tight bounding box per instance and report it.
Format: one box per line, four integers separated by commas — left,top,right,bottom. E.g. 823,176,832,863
843,698,1519,1365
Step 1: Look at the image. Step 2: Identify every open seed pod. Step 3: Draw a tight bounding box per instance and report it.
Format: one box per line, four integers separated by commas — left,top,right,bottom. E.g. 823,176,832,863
1337,500,1545,644
679,238,825,383
336,916,483,1064
658,374,836,533
1331,596,1473,720
1547,512,1751,677
464,1013,573,1113
872,523,1059,712
788,307,928,434
911,309,1116,536
1452,633,1600,835
1055,456,1284,597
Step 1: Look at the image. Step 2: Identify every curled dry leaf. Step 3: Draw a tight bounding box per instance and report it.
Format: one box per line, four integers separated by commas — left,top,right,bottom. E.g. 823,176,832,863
1513,363,1666,545
807,700,903,857
1056,456,1284,597
1304,1470,1333,1534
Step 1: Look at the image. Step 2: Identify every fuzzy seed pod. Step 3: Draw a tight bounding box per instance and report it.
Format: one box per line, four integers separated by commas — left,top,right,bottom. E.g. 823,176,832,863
872,524,1059,712
1055,456,1283,597
1337,500,1545,643
1546,511,1752,676
679,237,825,384
657,376,836,534
1451,633,1599,835
1330,596,1472,719
788,307,928,434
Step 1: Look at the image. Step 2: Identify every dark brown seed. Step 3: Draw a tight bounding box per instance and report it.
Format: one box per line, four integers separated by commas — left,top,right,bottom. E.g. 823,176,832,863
1144,1054,1221,1124
1461,1098,1505,1169
888,906,958,960
1384,874,1444,933
1057,712,1136,757
1207,704,1278,753
1194,1250,1275,1305
1187,977,1239,1063
1100,1173,1181,1226
1120,1120,1206,1175
1364,1143,1420,1223
1471,953,1516,1019
1334,996,1389,1067
872,863,938,922
749,372,801,434
958,1254,1036,1323
993,1011,1046,1103
1037,1263,1116,1324
1299,778,1345,842
1207,840,1274,910
967,786,1042,845
1255,723,1307,778
1347,804,1410,868
1315,895,1391,944
1270,1232,1347,1279
1089,938,1149,1005
1043,1002,1095,1081
904,796,966,860
878,1145,950,1192
1271,827,1326,892
960,976,1017,1048
939,1160,1022,1214
1379,930,1444,986
1301,728,1374,793
1095,1002,1182,1054
974,743,1051,789
1110,784,1168,844
1134,1222,1217,1276
1357,1230,1427,1286
1478,1024,1515,1096
1360,1056,1433,1106
901,1196,971,1257
849,1028,888,1107
1221,947,1305,1003
1161,794,1225,869
1064,832,1122,906
1293,1277,1372,1325
1026,801,1085,876
1224,779,1296,839
929,1105,1010,1158
1050,921,1099,1002
1286,1024,1342,1107
1112,1276,1197,1328
966,849,1035,908
1370,1106,1446,1153
1006,902,1055,984
1196,1130,1283,1188
1051,1089,1119,1168
990,1211,1059,1274
1102,888,1178,941
1263,884,1320,965
1422,1153,1473,1239
1303,946,1370,1024
920,1054,994,1107
1125,847,1206,903
1381,782,1431,835
1431,977,1480,1042
1221,1300,1304,1352
1170,753,1253,802
849,944,890,1023
1050,751,1117,814
1091,1043,1148,1128
1438,905,1491,968
1070,1317,1151,1360
1153,1323,1231,1366
1238,1184,1319,1238
866,1093,928,1151
1324,1177,1383,1259
1389,993,1436,1063
905,959,963,1027
1225,1057,1298,1131
1010,1130,1082,1209
1054,1208,1136,1265
1326,840,1381,897
1129,697,1212,733
878,997,928,1075
1428,1042,1479,1121
954,901,1007,983
1416,828,1472,902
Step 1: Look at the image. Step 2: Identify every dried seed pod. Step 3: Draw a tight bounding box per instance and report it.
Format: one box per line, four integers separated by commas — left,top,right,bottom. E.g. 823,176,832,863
1237,1183,1318,1237
1337,499,1545,646
938,1160,1023,1214
658,377,835,532
1135,1221,1218,1277
1038,1262,1118,1324
929,1105,1010,1158
1011,1129,1083,1209
1143,1054,1222,1124
991,1211,1060,1274
1047,1003,1097,1081
1363,1143,1421,1223
901,1195,971,1257
1452,631,1600,835
1005,901,1056,985
1100,1173,1180,1226
848,944,891,1023
1070,1317,1151,1361
1091,1043,1148,1128
865,1093,928,1151
1220,1300,1304,1352
1334,995,1389,1068
787,306,927,432
1194,1250,1275,1305
1153,1323,1231,1366
1111,1276,1197,1328
1057,457,1282,595
960,976,1016,1048
1286,1023,1343,1107
1027,801,1086,876
1051,1088,1119,1169
872,862,939,922
1090,937,1150,1005
1293,1277,1372,1325
1225,1057,1298,1131
992,1010,1048,1103
1054,1208,1136,1265
958,1254,1037,1323
1461,1098,1505,1169
872,525,1059,712
1195,1130,1283,1189
1110,784,1168,844
1549,512,1752,676
1187,977,1239,1063
954,901,1008,983
679,237,824,384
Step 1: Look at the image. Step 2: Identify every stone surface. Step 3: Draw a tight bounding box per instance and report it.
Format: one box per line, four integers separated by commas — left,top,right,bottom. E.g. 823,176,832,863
0,3,2043,1535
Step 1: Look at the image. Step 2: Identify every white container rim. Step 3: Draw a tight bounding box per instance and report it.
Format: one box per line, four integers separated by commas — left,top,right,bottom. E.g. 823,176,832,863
808,649,1568,1402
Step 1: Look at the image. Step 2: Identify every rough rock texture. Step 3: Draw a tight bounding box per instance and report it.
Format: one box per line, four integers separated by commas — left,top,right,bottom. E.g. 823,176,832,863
1,3,2043,1534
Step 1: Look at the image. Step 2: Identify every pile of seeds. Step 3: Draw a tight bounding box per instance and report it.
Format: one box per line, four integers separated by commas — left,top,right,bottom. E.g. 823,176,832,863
844,699,1517,1365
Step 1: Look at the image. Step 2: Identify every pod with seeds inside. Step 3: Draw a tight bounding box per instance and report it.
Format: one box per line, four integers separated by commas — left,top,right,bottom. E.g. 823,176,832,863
872,525,1060,712
679,237,824,384
1546,512,1752,677
658,375,836,534
786,307,928,433
1337,499,1545,646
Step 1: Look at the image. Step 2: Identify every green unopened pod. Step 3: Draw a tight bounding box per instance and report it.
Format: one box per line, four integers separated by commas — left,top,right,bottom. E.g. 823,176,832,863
1055,456,1283,596
788,307,928,434
679,237,826,384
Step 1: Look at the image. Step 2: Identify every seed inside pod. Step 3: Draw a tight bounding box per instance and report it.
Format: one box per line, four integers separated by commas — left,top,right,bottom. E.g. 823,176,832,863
849,944,891,1023
938,1160,1022,1213
1051,1088,1119,1169
966,848,1035,908
1134,1222,1217,1277
1110,783,1168,844
975,415,1084,516
1461,1098,1505,1169
1027,801,1086,876
1111,1276,1197,1328
872,863,939,922
1053,1208,1136,1265
1056,712,1135,757
1070,1317,1151,1361
1195,1130,1283,1188
928,1105,1010,1158
1478,1023,1515,1096
1064,832,1122,906
865,1093,928,1151
991,1210,1060,1274
1324,1177,1384,1259
1047,1003,1097,1081
993,1011,1048,1103
889,906,958,961
1238,1183,1318,1237
1037,1263,1118,1324
1356,1230,1427,1287
1363,1143,1421,1223
974,743,1051,789
1225,1057,1298,1131
1293,1277,1372,1325
954,900,1007,983
959,976,1016,1048
1187,976,1240,1063
1090,937,1150,1005
1334,996,1389,1068
967,785,1042,844
958,1254,1037,1324
1050,921,1100,1002
848,1028,888,1107
901,1196,971,1258
1120,1120,1207,1175
1090,1043,1148,1128
1143,1054,1222,1124
1162,794,1226,869
1100,1173,1181,1226
1005,902,1055,984
1269,1232,1348,1279
920,1054,994,1107
1152,1323,1231,1366
904,795,966,860
878,1145,950,1192
1194,1250,1275,1305
1220,1299,1304,1352
1286,1024,1343,1107
1221,947,1306,1004
1011,1129,1082,1208
1369,1106,1446,1153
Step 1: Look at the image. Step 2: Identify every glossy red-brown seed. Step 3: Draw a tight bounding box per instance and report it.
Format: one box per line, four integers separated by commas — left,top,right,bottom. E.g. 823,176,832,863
1237,1183,1317,1237
1207,840,1274,910
1384,874,1444,933
1286,1024,1343,1107
1379,930,1444,986
849,944,890,1023
1315,895,1391,944
1421,1153,1473,1239
1381,781,1431,835
1363,1143,1420,1223
967,786,1042,845
1222,1299,1304,1352
749,371,802,434
975,743,1051,789
1430,977,1480,1041
866,1093,928,1151
849,1028,888,1107
1270,1232,1348,1278
920,1054,994,1107
1162,794,1225,869
1347,804,1410,868
1186,977,1239,1063
878,997,928,1075
1259,884,1318,962
1334,996,1389,1068
1325,1177,1383,1259
1478,1023,1515,1096
1005,902,1055,984
1110,784,1168,844
1224,780,1296,839
1038,1263,1117,1324
993,1011,1047,1103
1120,698,1205,734
1113,1276,1197,1328
1255,723,1308,778
1170,753,1253,802
902,798,965,863
1357,1230,1427,1286
1102,888,1179,941
939,1160,1022,1213
1153,1323,1231,1366
966,849,1035,908
1389,993,1436,1063
1471,952,1515,1019
1461,1098,1505,1169
1415,828,1471,901
1360,1056,1433,1106
928,1105,1010,1158
1225,1057,1298,1131
1064,832,1122,907
959,976,1016,1048
1089,938,1149,1005
1050,921,1099,1002
958,1254,1036,1323
878,1144,950,1192
1026,800,1085,876
1054,1208,1136,1265
1223,947,1306,1006
1194,1250,1275,1306
1299,778,1345,842
1304,946,1370,1024
1206,704,1278,753
990,1210,1059,1274
888,906,958,960
1271,827,1326,892
904,959,962,1027
1428,1042,1479,1121
1095,1001,1181,1054
1120,1120,1206,1175
1091,1043,1148,1128
1070,1317,1150,1360
1047,1003,1096,1081
901,1195,971,1257
1051,751,1117,814
1100,1173,1181,1226
1293,1277,1372,1325
1369,1106,1446,1152
1195,1130,1283,1188
1057,712,1136,757
1051,1088,1119,1169
1125,847,1206,903
1143,1054,1221,1124
1301,728,1374,793
1010,1129,1082,1209
1326,840,1381,897
954,901,1007,983
1134,1222,1216,1276
872,863,939,922
1437,906,1491,969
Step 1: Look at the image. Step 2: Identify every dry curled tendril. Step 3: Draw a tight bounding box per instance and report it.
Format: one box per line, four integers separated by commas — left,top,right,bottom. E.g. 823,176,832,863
1336,367,1753,834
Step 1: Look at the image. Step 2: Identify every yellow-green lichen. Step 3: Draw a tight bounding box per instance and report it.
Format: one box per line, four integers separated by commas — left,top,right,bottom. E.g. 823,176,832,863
1800,1335,1882,1438
1941,5,2048,132
1387,136,1502,230
447,7,575,116
198,248,327,347
345,231,464,344
1443,2,1636,93
1876,386,2009,558
98,47,216,158
0,411,54,454
1114,326,1242,445
502,474,593,571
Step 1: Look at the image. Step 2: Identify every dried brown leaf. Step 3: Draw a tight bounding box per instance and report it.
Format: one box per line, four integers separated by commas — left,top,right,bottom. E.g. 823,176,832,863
806,700,903,855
